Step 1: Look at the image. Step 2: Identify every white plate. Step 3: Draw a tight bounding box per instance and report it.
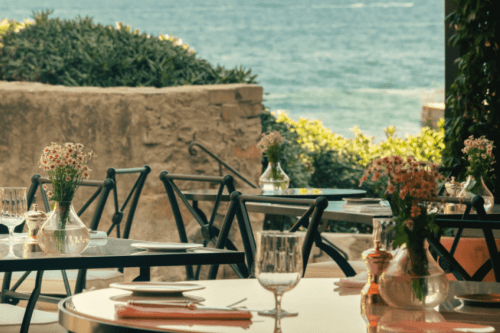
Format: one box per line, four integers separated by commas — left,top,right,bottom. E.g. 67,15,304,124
109,282,205,295
130,242,203,252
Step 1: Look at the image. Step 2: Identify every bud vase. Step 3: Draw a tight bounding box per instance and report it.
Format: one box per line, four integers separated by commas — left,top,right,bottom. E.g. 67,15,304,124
379,243,449,309
457,176,494,213
38,201,90,255
259,162,290,192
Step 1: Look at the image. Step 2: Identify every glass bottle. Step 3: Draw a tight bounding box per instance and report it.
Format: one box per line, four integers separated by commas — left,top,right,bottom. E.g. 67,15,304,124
457,176,494,213
38,201,90,255
259,162,290,193
379,243,449,309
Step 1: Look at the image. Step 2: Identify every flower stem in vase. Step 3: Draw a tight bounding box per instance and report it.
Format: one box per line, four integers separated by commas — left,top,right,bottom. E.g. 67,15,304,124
55,202,71,252
408,241,429,302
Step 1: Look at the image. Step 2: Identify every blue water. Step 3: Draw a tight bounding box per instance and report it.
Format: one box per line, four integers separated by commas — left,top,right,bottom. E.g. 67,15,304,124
1,0,444,141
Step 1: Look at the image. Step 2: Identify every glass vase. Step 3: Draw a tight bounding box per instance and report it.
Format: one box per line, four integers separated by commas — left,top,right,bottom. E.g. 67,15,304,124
379,243,449,309
259,162,290,193
38,201,90,255
457,175,494,213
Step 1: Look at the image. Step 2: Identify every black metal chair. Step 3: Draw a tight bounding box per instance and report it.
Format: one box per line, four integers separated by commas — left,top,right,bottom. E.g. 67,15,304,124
207,191,329,280
1,174,114,307
1,165,151,304
427,195,500,282
159,171,250,280
77,165,151,289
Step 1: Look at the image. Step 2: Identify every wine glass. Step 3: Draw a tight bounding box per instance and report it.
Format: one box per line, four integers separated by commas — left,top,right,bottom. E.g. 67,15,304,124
0,187,28,245
255,231,303,317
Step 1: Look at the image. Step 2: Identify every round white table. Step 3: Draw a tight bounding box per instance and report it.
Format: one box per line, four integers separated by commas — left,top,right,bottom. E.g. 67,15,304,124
59,278,500,333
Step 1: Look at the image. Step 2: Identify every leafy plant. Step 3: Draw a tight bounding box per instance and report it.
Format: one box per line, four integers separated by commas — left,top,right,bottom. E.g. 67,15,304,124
443,0,499,195
0,11,257,87
260,110,445,233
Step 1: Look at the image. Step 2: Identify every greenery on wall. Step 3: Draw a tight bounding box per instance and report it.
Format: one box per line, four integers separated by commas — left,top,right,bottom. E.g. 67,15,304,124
261,110,445,233
0,11,256,87
262,110,444,191
443,0,499,195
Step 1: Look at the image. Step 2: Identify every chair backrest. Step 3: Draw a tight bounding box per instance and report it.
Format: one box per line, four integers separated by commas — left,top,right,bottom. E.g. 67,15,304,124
207,191,329,280
103,165,151,239
1,174,115,235
5,166,150,239
159,171,242,280
427,195,500,282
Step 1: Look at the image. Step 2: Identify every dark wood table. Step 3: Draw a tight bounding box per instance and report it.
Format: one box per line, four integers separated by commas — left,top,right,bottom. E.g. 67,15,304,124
59,278,500,333
182,188,366,202
0,237,245,333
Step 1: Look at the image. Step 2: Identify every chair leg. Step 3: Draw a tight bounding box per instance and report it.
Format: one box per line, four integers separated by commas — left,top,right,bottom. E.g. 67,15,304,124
1,271,13,303
20,270,44,333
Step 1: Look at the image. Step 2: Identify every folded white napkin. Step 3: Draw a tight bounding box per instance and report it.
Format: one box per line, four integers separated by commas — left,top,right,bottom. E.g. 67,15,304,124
334,271,368,289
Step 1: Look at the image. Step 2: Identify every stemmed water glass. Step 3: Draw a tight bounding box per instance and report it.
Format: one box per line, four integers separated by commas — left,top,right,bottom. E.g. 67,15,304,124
0,187,28,245
255,231,303,318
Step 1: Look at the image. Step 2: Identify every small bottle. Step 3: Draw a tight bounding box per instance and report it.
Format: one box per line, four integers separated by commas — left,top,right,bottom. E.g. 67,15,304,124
25,204,47,246
361,222,393,305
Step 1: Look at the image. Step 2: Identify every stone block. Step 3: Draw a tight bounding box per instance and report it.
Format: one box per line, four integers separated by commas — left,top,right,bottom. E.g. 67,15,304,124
235,85,263,103
220,104,245,121
208,89,237,105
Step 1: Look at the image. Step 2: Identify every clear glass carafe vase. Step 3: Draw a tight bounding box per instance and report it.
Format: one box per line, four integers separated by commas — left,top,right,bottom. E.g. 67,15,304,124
38,201,90,255
379,243,449,309
457,176,494,213
259,162,290,193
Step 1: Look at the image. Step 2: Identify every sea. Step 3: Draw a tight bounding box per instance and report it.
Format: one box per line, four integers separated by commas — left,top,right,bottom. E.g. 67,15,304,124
1,0,445,141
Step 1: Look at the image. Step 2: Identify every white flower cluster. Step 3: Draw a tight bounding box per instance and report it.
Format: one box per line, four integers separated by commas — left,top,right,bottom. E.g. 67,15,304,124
159,33,196,54
462,135,494,158
258,131,285,151
39,142,95,180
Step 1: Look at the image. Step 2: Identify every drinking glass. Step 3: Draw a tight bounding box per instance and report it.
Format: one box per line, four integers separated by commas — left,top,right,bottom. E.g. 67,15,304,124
0,187,28,244
255,231,303,317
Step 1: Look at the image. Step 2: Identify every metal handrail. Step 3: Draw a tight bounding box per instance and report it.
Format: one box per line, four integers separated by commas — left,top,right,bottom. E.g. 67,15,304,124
188,141,258,188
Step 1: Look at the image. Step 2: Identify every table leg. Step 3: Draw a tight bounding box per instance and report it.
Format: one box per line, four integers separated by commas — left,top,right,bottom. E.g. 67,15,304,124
20,270,44,333
133,267,150,281
75,269,87,294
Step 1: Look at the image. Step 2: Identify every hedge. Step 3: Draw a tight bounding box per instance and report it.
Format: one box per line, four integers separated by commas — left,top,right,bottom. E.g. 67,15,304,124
0,11,257,87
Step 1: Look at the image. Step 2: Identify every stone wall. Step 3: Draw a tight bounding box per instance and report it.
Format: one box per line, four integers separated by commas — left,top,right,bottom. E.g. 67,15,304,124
0,81,264,281
421,102,444,130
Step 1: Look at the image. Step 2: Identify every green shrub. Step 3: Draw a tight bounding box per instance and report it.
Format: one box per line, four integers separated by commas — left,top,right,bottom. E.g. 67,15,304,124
260,110,445,233
277,112,445,168
0,11,257,86
0,18,33,48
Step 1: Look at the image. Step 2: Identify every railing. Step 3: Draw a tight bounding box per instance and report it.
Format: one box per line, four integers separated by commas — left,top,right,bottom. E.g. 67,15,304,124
188,141,258,188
